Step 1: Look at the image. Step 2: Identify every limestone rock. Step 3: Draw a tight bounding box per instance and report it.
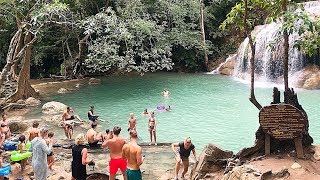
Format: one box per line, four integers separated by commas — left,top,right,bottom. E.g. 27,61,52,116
89,78,101,85
16,99,25,104
63,161,71,173
25,97,41,106
58,88,68,94
218,55,236,76
313,145,320,160
96,159,108,169
291,162,302,169
222,165,259,180
42,101,67,114
9,121,29,133
190,144,233,179
303,73,320,89
87,173,109,180
45,114,63,124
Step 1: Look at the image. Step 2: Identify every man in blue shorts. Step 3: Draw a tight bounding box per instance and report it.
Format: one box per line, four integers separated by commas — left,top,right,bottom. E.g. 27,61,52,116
122,130,144,180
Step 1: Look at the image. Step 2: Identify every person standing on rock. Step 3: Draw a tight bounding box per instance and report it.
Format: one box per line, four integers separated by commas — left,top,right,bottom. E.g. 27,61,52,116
127,113,137,132
122,130,144,180
171,137,198,180
102,126,127,180
28,122,40,141
31,125,53,180
148,111,157,145
71,133,94,180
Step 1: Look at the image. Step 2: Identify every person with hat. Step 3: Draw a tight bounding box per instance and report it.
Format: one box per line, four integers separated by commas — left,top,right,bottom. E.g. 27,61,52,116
31,125,53,180
71,133,94,180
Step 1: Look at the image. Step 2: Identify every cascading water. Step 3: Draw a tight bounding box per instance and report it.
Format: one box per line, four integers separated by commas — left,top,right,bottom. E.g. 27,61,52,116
233,1,320,84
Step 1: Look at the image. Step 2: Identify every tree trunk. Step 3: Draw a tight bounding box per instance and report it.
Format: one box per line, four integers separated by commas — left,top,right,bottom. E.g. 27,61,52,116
7,29,38,102
0,30,21,87
72,33,90,78
244,0,262,110
10,28,24,81
199,0,209,71
282,0,289,91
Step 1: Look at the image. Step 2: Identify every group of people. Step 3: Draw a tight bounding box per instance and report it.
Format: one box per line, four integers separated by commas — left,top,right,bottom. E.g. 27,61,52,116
72,126,144,180
0,113,57,180
0,87,198,179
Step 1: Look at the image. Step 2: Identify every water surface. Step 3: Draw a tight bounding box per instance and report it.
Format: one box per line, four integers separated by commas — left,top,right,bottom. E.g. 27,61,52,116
32,73,320,152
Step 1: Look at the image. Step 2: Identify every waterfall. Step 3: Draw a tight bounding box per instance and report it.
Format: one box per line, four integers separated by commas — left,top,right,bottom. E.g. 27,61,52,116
233,1,320,84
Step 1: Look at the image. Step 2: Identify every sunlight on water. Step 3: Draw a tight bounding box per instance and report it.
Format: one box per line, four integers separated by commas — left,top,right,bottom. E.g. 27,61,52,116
40,73,320,152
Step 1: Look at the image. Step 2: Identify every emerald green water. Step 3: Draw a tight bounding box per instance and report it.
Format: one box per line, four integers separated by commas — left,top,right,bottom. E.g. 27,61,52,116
41,73,320,152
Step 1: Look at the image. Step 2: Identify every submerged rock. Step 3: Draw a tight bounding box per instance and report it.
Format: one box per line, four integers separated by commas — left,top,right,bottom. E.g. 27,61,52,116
42,101,67,114
190,144,233,179
58,88,69,94
89,78,101,85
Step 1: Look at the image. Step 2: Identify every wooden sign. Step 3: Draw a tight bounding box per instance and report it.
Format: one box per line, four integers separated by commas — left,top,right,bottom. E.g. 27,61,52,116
259,104,307,140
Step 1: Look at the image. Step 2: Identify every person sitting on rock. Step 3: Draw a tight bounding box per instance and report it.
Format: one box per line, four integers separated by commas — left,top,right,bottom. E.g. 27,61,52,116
28,122,40,141
62,107,82,140
88,106,99,122
1,114,11,139
86,122,102,148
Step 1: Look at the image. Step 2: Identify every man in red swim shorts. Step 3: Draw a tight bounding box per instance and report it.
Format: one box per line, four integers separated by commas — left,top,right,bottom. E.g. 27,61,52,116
102,126,127,180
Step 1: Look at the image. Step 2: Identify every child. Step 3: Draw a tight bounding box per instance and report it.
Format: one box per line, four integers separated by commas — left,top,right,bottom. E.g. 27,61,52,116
17,135,27,171
0,149,10,180
46,132,55,172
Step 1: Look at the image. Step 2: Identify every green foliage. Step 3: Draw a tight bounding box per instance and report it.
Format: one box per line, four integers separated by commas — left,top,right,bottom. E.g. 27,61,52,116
82,0,207,73
294,17,320,57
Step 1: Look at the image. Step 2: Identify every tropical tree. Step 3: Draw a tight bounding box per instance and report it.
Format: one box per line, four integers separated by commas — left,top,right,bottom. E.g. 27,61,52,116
0,0,73,102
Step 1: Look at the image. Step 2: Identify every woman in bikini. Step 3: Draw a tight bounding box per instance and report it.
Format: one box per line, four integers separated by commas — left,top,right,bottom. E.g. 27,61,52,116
1,114,11,139
62,107,82,140
148,111,157,145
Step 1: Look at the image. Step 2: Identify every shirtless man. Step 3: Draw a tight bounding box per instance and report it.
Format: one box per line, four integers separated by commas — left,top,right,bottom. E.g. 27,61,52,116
28,122,40,141
122,130,144,180
102,126,127,180
86,122,102,148
127,113,137,132
62,107,82,139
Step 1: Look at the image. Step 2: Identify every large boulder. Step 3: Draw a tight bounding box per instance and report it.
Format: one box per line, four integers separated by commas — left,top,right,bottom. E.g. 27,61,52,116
42,101,67,114
303,73,320,89
25,97,41,106
218,54,236,76
9,121,29,133
87,173,110,180
190,144,233,179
